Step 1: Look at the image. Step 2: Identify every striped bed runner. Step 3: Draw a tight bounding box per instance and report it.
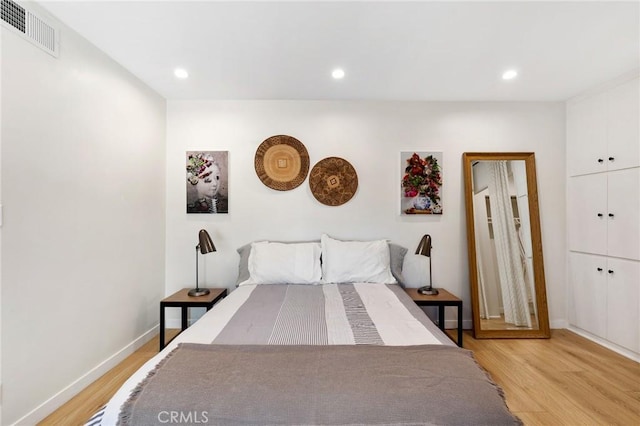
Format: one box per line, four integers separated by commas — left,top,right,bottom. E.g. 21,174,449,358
212,284,395,345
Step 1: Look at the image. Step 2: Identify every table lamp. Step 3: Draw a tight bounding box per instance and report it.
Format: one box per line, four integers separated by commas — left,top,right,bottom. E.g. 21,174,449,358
416,234,439,295
189,229,216,296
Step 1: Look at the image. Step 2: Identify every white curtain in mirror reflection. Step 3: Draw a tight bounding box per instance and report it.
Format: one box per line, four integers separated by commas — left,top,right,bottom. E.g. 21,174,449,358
473,160,538,329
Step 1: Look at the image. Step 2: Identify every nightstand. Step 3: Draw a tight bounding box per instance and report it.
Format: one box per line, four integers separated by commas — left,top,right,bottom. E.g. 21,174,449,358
404,288,463,347
159,287,227,350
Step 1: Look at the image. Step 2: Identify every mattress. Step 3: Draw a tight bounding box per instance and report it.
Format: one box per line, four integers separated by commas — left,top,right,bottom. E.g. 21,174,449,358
98,283,519,425
99,284,451,424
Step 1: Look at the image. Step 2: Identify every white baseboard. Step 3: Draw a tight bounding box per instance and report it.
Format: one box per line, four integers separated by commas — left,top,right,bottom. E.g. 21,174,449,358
165,316,201,329
567,325,640,363
11,325,158,426
164,306,208,329
443,319,473,330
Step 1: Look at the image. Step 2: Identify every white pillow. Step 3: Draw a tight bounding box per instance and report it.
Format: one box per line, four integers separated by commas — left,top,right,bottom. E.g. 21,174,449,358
241,241,322,285
321,234,397,284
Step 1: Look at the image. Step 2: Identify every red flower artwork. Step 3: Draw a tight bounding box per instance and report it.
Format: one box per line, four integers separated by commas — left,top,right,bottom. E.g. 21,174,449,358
402,153,442,207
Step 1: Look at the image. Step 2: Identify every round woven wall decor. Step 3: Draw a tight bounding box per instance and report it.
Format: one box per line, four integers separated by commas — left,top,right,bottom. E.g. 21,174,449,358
309,157,358,206
254,135,310,191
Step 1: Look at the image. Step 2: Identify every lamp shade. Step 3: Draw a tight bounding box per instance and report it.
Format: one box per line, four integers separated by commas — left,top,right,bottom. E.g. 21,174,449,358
198,229,216,254
415,234,432,257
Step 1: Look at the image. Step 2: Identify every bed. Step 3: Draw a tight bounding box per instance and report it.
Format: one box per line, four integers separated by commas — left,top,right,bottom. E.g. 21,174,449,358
96,235,521,425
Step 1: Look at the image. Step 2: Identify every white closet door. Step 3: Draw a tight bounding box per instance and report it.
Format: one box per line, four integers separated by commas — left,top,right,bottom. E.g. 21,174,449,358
607,168,640,260
567,93,607,177
607,78,640,171
568,174,607,255
568,252,607,337
606,257,640,352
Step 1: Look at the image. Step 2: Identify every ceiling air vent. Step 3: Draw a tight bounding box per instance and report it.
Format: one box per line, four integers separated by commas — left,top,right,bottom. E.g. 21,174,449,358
1,0,58,57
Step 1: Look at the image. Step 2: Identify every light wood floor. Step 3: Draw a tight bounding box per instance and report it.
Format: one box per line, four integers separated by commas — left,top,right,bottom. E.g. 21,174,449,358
40,329,640,425
464,329,640,425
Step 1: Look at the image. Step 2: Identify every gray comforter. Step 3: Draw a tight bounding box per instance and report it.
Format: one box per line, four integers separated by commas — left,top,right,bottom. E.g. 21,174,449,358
119,343,520,425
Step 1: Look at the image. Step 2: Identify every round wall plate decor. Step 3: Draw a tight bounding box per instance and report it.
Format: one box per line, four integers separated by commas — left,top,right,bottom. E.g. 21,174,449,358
254,135,310,191
309,157,358,206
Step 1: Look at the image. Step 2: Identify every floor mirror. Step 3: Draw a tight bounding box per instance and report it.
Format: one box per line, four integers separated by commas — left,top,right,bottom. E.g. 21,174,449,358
462,152,550,338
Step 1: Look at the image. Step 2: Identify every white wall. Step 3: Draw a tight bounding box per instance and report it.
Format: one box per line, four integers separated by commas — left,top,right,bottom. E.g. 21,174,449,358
166,100,566,330
0,19,3,424
1,3,166,423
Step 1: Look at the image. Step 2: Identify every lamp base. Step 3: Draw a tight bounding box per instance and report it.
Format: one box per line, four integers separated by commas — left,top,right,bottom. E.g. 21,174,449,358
188,288,210,297
417,286,439,296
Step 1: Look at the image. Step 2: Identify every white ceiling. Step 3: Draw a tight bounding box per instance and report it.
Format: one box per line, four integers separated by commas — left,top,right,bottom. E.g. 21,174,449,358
38,1,639,101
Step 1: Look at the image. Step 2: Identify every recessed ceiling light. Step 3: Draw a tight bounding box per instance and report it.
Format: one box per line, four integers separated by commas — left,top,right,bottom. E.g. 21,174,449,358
502,69,518,80
332,68,345,79
174,68,189,79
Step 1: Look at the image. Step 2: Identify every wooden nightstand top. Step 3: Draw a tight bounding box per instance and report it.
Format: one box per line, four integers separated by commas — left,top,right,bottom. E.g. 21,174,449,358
162,288,227,305
404,288,461,304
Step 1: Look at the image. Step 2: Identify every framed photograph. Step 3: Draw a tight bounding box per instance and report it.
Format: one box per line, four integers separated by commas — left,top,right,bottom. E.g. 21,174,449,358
401,151,443,215
186,151,229,214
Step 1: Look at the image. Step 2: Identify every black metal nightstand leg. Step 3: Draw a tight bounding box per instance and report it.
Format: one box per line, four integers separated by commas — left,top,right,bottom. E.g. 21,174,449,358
159,304,166,351
457,303,463,347
181,307,188,331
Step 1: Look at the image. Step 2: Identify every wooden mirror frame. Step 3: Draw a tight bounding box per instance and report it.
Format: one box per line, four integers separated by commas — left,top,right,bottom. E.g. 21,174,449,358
462,152,550,338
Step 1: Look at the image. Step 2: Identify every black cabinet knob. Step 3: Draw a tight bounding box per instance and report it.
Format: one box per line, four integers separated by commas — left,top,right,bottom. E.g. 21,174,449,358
608,270,614,274
597,267,603,272
608,213,614,218
597,213,603,217
608,157,615,161
598,158,604,163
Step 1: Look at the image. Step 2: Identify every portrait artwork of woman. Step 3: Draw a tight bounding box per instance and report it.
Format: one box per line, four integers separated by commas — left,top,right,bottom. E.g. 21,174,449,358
186,151,229,214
